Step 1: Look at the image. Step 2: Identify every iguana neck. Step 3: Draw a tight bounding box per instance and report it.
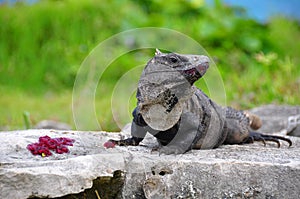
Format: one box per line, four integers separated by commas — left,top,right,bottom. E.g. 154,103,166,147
136,49,210,131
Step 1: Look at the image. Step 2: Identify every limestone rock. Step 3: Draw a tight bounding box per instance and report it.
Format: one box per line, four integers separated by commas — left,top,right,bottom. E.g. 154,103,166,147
34,120,72,130
249,104,300,136
122,136,300,199
0,128,300,199
0,130,125,199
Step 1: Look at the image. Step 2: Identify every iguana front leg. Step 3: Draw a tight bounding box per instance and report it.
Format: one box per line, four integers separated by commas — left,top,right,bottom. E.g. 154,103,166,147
104,108,147,148
106,136,144,147
158,112,199,154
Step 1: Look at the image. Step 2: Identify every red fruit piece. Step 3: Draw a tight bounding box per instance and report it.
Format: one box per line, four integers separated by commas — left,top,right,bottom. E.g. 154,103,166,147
53,137,64,145
39,135,51,143
26,143,36,151
103,141,116,148
38,147,52,156
27,135,75,157
63,138,75,146
47,139,58,149
56,146,69,154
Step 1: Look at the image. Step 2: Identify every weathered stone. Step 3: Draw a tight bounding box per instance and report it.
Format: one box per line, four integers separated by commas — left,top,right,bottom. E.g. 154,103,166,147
0,130,125,199
122,137,300,199
0,128,300,199
34,120,72,130
249,105,300,136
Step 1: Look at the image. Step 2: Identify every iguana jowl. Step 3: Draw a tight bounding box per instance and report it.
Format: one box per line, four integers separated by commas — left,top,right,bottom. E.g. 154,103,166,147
106,49,292,154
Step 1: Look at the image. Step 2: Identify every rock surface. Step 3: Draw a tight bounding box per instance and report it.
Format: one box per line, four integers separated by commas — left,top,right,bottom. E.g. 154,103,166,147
0,130,126,199
0,127,300,199
33,120,72,130
249,104,300,136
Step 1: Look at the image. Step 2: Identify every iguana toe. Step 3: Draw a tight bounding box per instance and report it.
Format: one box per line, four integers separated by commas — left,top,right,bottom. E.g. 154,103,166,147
245,132,292,148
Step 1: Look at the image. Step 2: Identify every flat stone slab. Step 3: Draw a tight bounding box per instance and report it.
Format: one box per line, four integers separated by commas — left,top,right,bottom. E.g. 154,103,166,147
0,129,300,199
249,104,300,136
0,130,126,198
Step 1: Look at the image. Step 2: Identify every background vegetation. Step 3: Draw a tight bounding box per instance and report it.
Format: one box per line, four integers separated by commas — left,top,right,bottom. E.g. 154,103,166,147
0,0,299,131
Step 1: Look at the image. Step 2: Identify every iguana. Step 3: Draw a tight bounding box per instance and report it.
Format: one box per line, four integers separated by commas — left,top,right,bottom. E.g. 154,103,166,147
104,49,292,154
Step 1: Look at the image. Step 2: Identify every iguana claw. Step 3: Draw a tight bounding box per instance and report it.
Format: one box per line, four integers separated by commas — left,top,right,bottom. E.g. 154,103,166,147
104,137,143,148
245,132,292,148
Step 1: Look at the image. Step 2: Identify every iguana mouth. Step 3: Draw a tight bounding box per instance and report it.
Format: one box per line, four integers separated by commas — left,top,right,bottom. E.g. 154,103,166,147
181,62,209,84
184,68,197,76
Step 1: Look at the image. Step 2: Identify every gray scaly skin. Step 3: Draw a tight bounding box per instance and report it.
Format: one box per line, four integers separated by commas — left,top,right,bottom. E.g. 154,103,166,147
106,49,292,154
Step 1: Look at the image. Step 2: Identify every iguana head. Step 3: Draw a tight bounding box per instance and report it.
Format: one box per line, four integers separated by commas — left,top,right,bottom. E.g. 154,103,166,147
151,49,210,84
137,49,210,131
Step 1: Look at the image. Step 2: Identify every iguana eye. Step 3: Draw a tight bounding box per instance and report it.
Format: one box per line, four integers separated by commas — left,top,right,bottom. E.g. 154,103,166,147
169,56,178,63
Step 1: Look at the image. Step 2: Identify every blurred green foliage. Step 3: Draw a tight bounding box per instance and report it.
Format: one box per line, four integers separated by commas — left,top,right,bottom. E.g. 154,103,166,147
0,0,299,130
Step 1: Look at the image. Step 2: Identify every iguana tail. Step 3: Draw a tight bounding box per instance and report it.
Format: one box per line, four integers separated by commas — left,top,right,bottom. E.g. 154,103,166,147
244,111,262,130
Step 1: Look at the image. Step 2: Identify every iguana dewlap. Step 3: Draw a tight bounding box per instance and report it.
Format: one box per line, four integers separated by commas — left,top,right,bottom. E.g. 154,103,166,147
105,49,292,154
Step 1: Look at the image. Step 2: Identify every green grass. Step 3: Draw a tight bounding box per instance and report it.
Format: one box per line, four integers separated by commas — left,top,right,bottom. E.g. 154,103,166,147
0,85,124,131
0,88,72,130
0,0,299,131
